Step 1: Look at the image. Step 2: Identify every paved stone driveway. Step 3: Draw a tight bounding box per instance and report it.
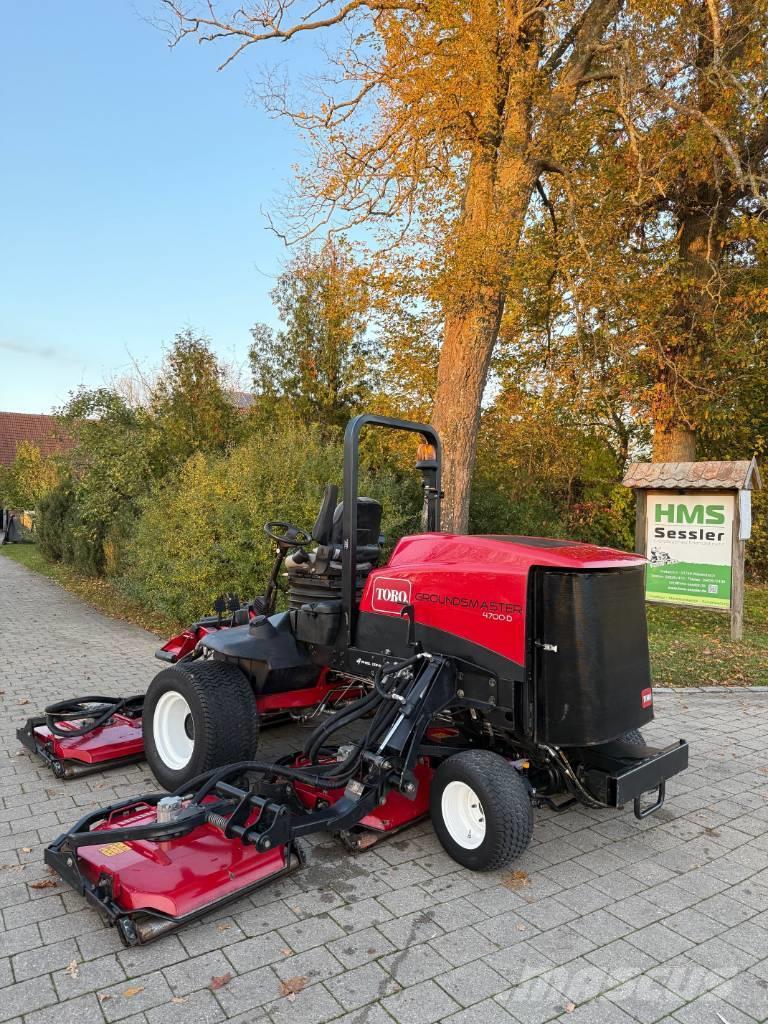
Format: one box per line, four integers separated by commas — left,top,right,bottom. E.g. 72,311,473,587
1,553,767,1024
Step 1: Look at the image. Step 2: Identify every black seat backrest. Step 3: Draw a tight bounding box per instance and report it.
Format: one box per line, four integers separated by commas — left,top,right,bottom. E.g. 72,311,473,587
331,498,383,547
312,484,339,545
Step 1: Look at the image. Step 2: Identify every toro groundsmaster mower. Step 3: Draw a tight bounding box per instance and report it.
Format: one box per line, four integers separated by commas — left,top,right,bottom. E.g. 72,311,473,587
44,414,688,946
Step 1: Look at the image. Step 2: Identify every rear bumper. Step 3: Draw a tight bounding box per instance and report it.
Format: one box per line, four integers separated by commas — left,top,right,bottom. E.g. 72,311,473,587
583,739,689,809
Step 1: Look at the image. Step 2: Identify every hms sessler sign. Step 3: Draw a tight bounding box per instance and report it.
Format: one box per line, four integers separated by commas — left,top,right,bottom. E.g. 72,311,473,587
645,492,734,610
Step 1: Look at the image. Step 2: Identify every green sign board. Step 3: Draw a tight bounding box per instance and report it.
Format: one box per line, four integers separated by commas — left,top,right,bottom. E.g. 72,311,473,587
645,491,734,609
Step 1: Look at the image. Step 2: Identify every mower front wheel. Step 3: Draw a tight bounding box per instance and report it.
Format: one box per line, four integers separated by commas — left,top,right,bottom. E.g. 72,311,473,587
144,660,259,791
430,750,533,871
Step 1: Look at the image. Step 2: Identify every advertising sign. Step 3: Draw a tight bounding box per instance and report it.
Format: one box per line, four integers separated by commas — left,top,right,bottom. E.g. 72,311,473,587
645,491,734,609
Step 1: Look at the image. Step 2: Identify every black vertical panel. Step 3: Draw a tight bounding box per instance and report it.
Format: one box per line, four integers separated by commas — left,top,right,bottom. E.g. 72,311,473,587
535,567,654,746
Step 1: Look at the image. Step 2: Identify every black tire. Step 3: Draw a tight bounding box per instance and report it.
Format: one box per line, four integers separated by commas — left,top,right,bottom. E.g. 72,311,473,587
622,729,645,745
430,750,533,871
144,660,259,791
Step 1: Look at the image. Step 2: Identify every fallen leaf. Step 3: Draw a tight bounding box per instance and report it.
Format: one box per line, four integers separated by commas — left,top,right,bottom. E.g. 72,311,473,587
30,879,58,890
515,922,526,931
122,986,144,998
209,973,233,991
281,947,292,956
216,922,232,933
171,996,187,1004
565,1002,576,1013
280,976,307,999
98,994,112,1002
18,699,29,705
21,847,32,854
66,959,79,979
501,870,529,890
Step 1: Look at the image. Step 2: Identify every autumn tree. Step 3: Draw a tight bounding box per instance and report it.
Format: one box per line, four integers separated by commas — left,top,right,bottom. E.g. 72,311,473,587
160,0,637,530
511,1,768,463
250,239,375,428
152,328,243,465
0,442,61,509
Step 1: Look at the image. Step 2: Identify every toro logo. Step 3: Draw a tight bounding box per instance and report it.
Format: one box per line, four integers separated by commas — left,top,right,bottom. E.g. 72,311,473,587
371,577,413,615
641,688,653,710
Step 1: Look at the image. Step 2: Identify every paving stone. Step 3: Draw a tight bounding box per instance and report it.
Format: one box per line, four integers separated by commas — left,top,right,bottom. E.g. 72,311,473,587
164,949,237,996
494,975,566,1024
585,939,659,983
381,978,460,1024
0,923,42,958
645,955,722,1000
325,960,401,1009
272,945,346,985
625,923,693,962
529,924,596,966
485,946,557,987
265,981,344,1024
177,918,246,957
377,908,444,950
209,965,282,1017
436,960,508,1007
324,1007,396,1024
53,952,126,999
326,925,396,968
23,993,106,1024
542,959,613,1004
443,996,518,1024
687,935,759,979
712,975,768,1021
0,976,57,1022
607,975,684,1024
429,926,499,967
381,941,453,984
221,930,293,973
147,987,226,1024
331,896,394,932
552,996,637,1024
98,971,174,1022
670,990,758,1024
474,908,536,946
11,938,79,981
376,885,436,917
278,912,346,951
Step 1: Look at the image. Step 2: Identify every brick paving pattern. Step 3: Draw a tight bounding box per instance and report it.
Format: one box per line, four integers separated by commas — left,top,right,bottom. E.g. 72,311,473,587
1,553,767,1023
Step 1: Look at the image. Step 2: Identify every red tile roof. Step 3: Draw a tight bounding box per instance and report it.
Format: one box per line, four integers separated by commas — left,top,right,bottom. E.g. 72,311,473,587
0,412,75,467
623,458,762,491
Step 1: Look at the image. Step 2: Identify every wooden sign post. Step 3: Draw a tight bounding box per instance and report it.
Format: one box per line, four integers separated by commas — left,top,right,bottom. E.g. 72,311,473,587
623,459,762,641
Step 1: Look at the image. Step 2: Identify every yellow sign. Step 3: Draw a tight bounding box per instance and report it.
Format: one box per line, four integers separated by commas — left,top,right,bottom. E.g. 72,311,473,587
98,842,130,857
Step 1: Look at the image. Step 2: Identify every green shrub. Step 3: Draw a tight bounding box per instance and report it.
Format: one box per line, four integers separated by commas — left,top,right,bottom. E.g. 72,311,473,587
119,421,422,621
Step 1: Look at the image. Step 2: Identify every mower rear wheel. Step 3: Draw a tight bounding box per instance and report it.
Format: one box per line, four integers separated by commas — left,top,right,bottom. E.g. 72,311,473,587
430,750,533,871
144,660,258,791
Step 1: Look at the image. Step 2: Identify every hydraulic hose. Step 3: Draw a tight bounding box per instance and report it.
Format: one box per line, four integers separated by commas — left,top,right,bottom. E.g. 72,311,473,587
175,653,427,801
44,695,144,738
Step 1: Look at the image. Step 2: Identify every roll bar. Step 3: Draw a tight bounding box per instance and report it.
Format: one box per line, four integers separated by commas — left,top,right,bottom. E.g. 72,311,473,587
342,414,442,646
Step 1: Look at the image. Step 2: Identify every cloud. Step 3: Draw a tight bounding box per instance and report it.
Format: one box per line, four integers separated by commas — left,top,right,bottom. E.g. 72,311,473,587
0,339,62,360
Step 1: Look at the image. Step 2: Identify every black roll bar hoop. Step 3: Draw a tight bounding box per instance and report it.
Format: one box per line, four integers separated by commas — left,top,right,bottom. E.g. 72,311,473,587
341,414,442,646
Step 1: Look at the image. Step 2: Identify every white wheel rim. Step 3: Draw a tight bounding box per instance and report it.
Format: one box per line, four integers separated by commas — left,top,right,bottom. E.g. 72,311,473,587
153,691,195,771
441,780,486,850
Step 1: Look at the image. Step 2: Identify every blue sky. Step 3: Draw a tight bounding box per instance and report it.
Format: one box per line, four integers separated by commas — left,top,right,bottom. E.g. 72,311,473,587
1,1,313,413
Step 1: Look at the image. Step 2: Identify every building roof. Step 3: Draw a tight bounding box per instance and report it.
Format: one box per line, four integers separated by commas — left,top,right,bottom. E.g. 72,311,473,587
228,391,256,411
623,458,762,491
0,412,74,467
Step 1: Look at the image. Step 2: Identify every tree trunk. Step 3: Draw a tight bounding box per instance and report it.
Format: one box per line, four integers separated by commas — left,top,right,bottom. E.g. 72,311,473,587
652,199,723,467
432,295,504,532
432,105,535,532
652,422,696,462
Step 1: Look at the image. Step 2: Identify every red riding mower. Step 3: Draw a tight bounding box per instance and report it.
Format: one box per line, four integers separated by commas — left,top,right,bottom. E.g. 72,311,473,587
43,414,688,946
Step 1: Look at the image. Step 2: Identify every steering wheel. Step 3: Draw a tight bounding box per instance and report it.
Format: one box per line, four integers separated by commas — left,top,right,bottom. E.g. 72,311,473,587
264,521,313,547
